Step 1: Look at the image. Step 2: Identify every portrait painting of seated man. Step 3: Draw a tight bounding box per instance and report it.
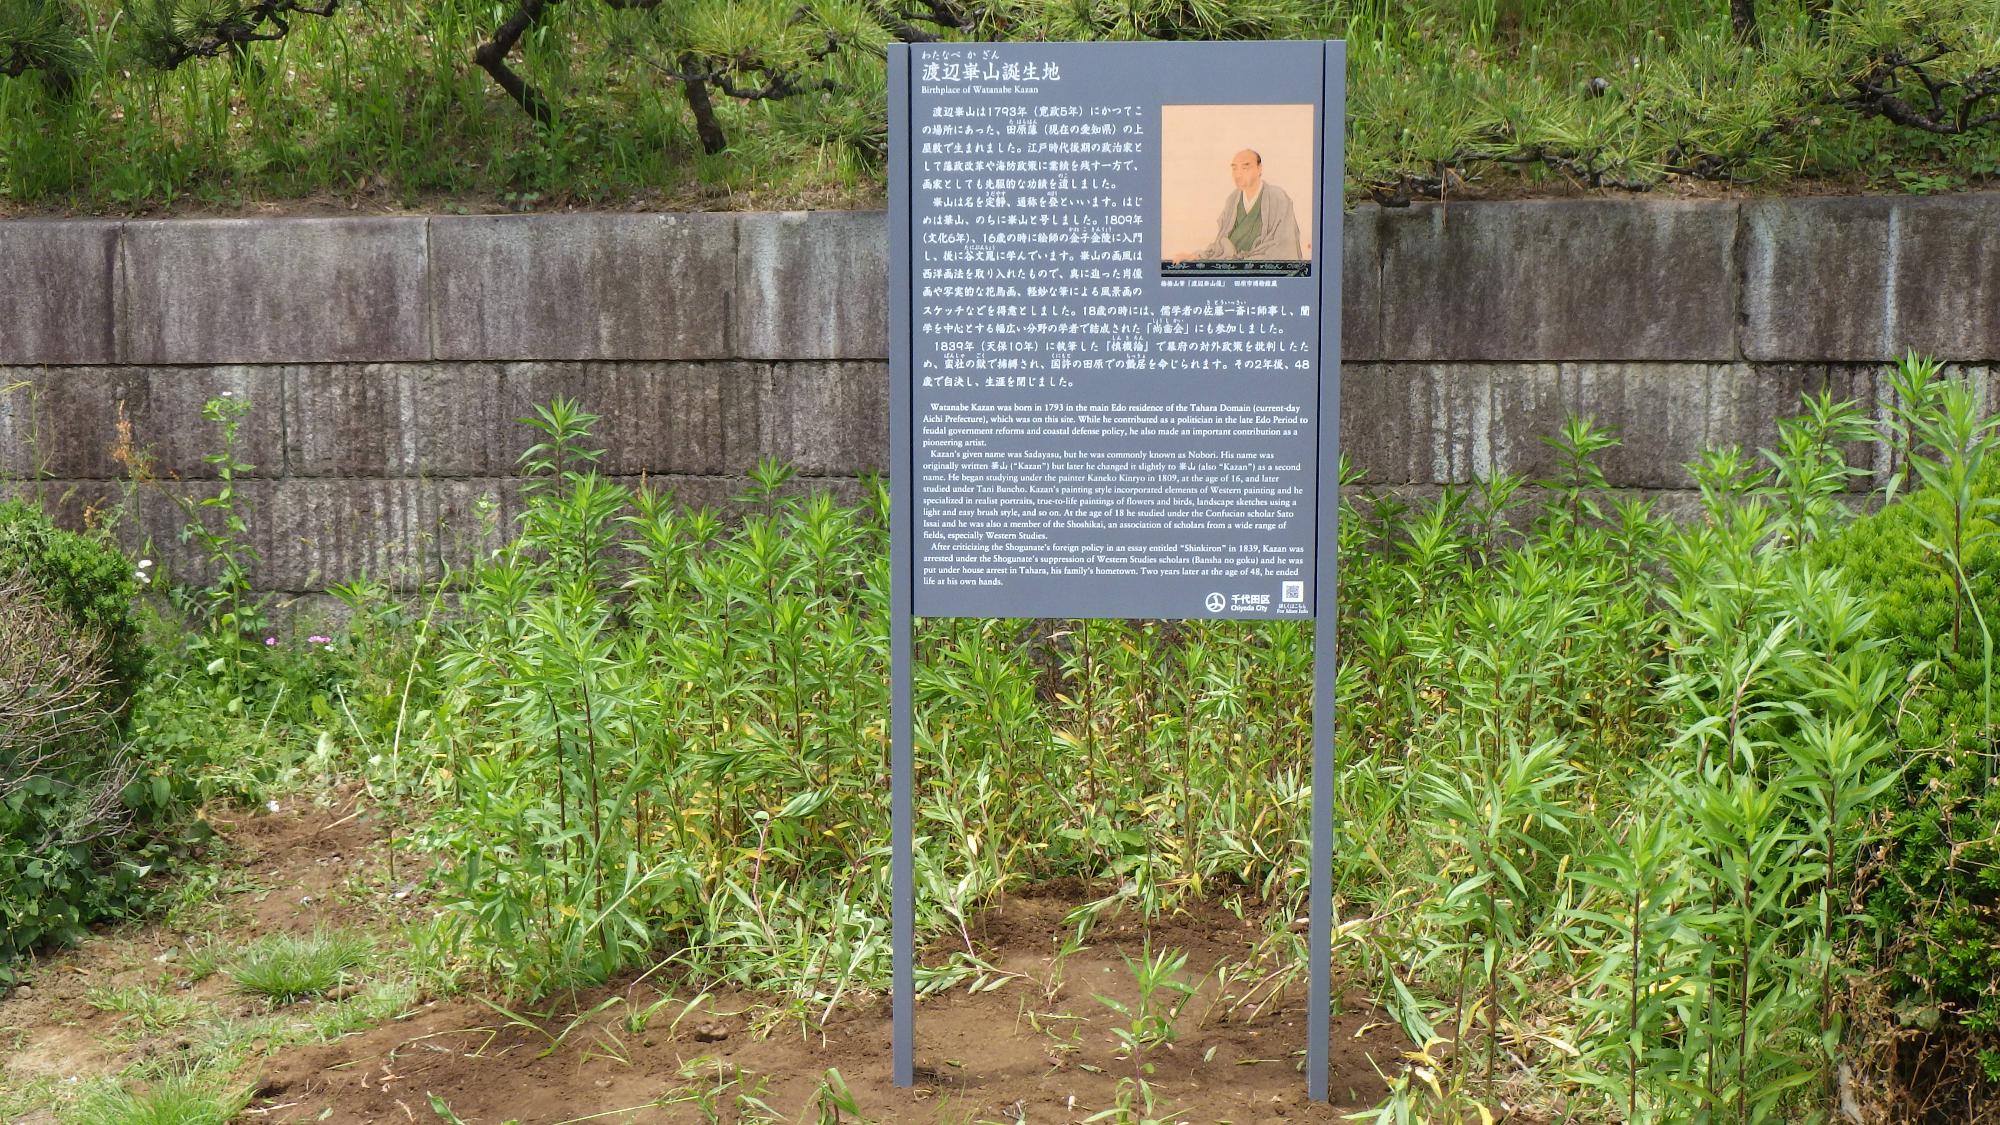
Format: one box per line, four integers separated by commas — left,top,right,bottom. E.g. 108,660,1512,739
1184,149,1303,263
1159,105,1315,277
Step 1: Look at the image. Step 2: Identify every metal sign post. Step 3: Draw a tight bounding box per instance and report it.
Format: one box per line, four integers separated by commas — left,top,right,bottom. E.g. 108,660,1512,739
888,39,1344,1100
886,42,918,1093
1308,48,1344,1103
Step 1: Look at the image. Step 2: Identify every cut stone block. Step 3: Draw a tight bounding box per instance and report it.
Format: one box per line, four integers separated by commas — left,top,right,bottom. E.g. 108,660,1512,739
1742,197,1896,362
0,221,119,364
1889,195,2000,361
1380,199,1737,361
119,218,429,363
736,211,889,360
431,213,735,361
1340,204,1382,362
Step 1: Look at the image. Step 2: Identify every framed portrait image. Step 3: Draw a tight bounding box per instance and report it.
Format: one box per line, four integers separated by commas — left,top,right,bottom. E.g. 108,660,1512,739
1160,103,1316,277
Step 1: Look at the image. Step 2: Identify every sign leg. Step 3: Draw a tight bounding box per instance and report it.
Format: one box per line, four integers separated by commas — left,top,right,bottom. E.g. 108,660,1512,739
887,40,916,1092
1309,39,1345,1104
1308,614,1333,1101
892,609,914,1087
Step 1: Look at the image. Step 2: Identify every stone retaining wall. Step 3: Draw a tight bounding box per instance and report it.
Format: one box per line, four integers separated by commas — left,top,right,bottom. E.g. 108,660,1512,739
3,197,1996,591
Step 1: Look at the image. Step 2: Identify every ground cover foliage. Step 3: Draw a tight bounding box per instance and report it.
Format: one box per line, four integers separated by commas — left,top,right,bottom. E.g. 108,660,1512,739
0,0,1996,210
8,356,2000,1120
363,371,2000,1120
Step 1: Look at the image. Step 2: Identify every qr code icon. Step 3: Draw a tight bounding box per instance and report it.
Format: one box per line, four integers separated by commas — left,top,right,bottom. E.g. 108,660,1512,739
1282,581,1305,603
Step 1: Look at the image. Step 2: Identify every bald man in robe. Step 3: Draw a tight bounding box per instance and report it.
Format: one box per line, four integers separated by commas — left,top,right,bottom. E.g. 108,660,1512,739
1178,148,1303,263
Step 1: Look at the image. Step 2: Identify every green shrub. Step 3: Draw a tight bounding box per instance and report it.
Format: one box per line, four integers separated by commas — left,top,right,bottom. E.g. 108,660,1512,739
0,498,147,709
1817,429,2000,1078
0,505,205,979
0,571,147,970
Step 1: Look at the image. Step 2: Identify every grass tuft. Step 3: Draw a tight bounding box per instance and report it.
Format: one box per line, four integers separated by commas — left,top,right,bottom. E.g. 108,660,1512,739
67,1071,250,1125
84,984,207,1040
224,929,374,1004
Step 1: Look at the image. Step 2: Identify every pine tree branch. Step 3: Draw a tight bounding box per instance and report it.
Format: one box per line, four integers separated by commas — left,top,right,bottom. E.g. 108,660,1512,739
1841,42,2000,137
865,0,999,41
473,0,559,125
132,0,339,69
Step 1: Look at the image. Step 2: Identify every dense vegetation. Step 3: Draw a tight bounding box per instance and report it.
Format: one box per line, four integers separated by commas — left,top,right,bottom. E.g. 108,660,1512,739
0,0,1996,211
1814,359,2000,1099
0,501,197,972
7,355,1999,1120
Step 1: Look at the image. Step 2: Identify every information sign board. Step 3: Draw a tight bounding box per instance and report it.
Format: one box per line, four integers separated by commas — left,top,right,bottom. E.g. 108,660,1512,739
903,39,1336,620
888,39,1345,1100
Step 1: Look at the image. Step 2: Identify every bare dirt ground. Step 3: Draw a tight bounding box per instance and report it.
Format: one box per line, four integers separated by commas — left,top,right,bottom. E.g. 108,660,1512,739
250,891,1396,1125
1,797,1408,1125
0,790,406,1120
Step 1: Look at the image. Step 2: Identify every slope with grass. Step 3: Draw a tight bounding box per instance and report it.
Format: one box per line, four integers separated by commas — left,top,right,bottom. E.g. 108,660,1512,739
0,0,1996,213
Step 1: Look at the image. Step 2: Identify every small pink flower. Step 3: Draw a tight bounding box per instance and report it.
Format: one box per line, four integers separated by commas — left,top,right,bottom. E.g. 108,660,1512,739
308,635,331,645
264,637,277,646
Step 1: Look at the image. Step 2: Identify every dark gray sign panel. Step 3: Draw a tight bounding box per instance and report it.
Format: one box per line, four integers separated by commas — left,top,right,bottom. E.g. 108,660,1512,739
903,40,1339,621
889,39,1345,1101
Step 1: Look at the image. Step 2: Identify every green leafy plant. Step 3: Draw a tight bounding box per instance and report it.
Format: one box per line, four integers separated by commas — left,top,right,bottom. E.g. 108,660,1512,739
1079,1076,1170,1125
1566,809,1701,1124
0,556,159,974
1683,770,1818,1123
84,981,208,1040
1895,368,2000,775
173,393,266,698
1420,734,1576,1095
1092,940,1199,1064
806,1067,865,1125
659,1057,780,1125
